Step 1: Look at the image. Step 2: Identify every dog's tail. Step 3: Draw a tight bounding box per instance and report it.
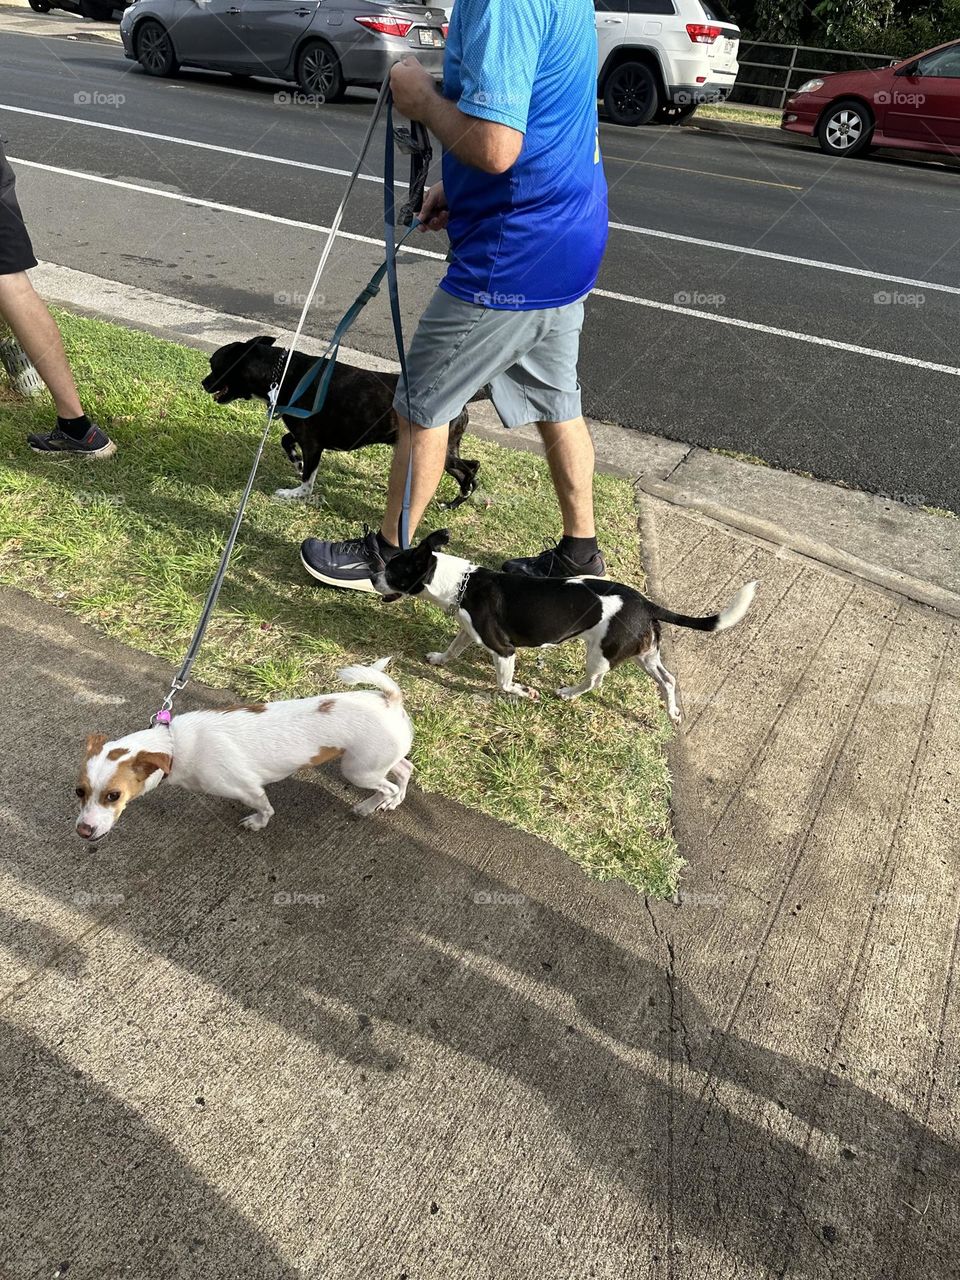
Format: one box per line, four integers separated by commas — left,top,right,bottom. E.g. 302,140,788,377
647,580,758,633
337,656,403,707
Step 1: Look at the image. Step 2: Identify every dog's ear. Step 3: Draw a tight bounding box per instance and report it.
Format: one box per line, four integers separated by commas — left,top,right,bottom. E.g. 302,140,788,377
254,335,277,347
130,750,172,780
423,529,451,550
85,733,108,758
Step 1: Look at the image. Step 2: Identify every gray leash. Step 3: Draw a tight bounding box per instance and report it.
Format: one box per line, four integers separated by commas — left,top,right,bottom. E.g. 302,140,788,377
152,78,393,726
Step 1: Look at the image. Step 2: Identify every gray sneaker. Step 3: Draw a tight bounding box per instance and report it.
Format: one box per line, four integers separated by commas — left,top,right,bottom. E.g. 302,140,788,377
28,424,116,458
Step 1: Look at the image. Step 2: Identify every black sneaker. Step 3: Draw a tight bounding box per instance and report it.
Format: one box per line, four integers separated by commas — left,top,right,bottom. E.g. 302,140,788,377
501,540,607,579
28,424,116,458
300,531,384,593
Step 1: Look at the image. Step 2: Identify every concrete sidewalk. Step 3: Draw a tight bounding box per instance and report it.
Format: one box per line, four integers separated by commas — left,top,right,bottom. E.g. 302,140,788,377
1,464,957,1277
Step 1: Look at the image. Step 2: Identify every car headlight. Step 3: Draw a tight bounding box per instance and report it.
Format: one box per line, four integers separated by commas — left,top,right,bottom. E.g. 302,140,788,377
795,78,825,95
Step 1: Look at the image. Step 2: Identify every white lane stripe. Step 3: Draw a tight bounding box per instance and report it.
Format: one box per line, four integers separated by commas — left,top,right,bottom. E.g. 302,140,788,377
6,102,958,297
594,287,960,377
15,157,960,379
0,102,406,188
608,221,960,298
9,157,447,259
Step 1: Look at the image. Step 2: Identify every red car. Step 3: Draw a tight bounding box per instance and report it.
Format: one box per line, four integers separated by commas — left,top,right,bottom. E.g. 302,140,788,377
781,38,960,158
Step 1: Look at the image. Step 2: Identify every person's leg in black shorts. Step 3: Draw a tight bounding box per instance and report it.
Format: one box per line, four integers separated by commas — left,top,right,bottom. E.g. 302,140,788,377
0,139,114,456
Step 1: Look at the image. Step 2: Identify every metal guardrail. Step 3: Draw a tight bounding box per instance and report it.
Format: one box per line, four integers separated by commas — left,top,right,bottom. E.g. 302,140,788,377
730,41,895,110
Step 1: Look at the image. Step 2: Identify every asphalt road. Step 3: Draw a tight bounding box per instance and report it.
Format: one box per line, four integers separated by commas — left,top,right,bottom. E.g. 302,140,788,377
3,20,960,511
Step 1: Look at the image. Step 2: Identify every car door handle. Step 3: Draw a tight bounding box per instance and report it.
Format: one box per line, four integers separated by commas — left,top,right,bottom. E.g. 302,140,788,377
294,7,311,13
602,17,622,23
226,6,239,12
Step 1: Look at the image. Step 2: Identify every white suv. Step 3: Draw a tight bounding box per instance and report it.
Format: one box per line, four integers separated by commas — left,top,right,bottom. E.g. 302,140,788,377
596,0,740,127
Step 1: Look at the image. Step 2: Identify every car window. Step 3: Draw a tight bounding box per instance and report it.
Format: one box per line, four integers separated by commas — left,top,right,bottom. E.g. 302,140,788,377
594,1,627,11
916,44,960,78
631,0,677,12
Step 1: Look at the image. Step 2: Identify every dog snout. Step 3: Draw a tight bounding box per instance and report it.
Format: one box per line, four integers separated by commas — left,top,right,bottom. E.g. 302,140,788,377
76,821,96,840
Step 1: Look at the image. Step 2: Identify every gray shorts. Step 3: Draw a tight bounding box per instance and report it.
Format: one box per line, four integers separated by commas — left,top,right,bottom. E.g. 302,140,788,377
393,287,585,429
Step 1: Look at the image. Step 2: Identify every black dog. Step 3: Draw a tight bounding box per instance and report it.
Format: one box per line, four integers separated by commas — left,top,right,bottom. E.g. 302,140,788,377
202,335,481,508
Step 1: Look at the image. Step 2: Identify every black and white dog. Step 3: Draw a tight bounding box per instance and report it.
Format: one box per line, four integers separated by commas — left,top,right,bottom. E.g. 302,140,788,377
370,530,757,723
202,335,481,508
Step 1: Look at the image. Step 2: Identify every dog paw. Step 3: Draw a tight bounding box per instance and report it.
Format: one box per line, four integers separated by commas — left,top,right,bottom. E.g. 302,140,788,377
425,651,447,666
241,812,272,830
503,684,538,701
274,484,315,503
669,708,683,727
556,686,582,700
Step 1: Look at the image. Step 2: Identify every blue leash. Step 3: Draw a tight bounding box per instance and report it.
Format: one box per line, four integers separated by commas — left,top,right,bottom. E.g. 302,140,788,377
273,220,417,423
276,89,428,550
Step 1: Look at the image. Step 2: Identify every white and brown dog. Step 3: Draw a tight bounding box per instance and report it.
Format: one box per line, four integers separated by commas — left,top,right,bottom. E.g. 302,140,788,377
370,530,757,724
75,660,413,841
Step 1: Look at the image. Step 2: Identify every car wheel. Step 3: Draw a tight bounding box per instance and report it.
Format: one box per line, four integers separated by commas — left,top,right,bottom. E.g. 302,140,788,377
817,99,873,157
656,102,698,125
135,19,179,75
296,40,345,103
603,61,659,127
28,0,52,12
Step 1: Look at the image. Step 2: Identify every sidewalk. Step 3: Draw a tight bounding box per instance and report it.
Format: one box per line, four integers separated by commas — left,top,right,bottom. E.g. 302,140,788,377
1,440,957,1274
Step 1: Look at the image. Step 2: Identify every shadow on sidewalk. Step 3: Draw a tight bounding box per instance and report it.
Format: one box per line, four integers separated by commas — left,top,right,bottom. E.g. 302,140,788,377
1,595,957,1277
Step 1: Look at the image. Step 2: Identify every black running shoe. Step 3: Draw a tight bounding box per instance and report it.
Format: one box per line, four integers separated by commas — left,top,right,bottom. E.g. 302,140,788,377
501,540,607,579
28,424,116,458
300,531,384,593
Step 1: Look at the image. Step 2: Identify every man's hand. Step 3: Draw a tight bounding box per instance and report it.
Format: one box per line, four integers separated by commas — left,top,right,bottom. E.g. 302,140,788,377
417,182,449,233
390,57,439,121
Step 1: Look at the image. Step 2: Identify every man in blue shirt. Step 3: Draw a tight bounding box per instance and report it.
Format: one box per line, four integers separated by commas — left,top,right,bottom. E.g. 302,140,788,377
301,0,609,590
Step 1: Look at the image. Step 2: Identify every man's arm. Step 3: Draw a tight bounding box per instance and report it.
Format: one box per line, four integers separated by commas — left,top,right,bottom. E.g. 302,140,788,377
390,58,522,176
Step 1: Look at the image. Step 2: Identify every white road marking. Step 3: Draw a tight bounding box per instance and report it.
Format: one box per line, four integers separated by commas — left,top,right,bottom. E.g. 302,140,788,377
608,221,960,298
10,156,447,259
14,157,960,379
0,102,406,187
593,287,960,377
6,102,960,297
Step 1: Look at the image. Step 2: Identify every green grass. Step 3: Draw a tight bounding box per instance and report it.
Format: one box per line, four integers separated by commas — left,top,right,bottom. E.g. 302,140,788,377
0,311,680,894
697,103,781,127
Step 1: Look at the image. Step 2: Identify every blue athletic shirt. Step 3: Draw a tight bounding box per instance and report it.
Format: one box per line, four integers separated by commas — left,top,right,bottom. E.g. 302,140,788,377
439,0,608,311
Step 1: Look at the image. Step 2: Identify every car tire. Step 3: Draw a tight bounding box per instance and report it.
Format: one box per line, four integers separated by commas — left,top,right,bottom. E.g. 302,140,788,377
135,19,179,75
296,40,345,103
28,0,52,12
817,99,873,158
603,61,660,127
656,102,698,125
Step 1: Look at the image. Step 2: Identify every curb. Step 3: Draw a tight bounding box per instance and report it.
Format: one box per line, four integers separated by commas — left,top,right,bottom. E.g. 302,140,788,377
28,258,960,619
687,115,802,148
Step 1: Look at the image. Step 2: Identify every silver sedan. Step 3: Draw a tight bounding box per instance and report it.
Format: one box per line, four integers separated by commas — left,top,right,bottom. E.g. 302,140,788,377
120,0,447,101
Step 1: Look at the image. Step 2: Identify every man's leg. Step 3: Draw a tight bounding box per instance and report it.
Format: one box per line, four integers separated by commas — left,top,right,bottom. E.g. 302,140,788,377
380,418,450,547
536,416,596,539
0,271,83,417
0,141,114,457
